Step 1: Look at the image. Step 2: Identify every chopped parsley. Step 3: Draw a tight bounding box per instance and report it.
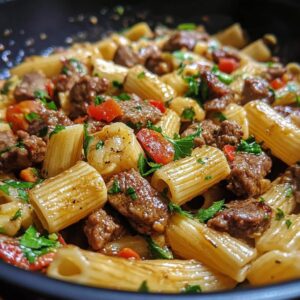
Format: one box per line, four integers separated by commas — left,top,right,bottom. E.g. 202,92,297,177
285,185,293,198
138,280,149,292
213,112,227,121
83,123,93,159
96,140,104,150
168,202,193,219
146,237,173,259
138,154,162,177
126,187,138,200
62,58,86,76
146,120,162,133
164,126,201,160
20,226,60,263
0,180,34,202
275,208,285,221
195,199,225,223
94,95,105,105
112,80,123,89
108,179,121,194
137,71,146,79
181,107,195,121
285,219,292,229
204,175,212,180
114,5,124,16
177,23,197,31
183,284,202,293
259,197,265,203
11,209,22,221
237,136,262,155
0,140,25,156
49,125,65,138
135,105,142,111
211,65,234,85
114,93,131,101
0,80,13,95
24,112,40,123
34,89,57,111
173,51,193,62
184,74,200,99
197,158,205,164
0,227,6,234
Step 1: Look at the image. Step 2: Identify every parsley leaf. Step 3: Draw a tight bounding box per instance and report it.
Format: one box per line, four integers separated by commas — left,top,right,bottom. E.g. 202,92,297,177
211,65,234,85
195,199,225,223
126,187,138,200
275,208,285,220
94,95,105,105
146,237,173,259
11,209,22,221
181,107,195,121
205,175,212,180
177,23,197,30
114,93,131,101
0,80,13,95
285,219,292,229
168,202,193,219
138,280,149,292
114,5,124,16
34,90,57,111
0,180,34,202
83,123,93,159
62,58,86,76
183,284,202,293
197,158,205,164
137,72,146,79
138,154,162,177
237,136,262,155
20,226,60,263
213,112,227,121
24,112,40,123
285,185,293,198
112,80,123,89
173,51,193,62
96,140,104,150
49,125,65,138
184,74,200,99
108,179,121,194
146,120,162,133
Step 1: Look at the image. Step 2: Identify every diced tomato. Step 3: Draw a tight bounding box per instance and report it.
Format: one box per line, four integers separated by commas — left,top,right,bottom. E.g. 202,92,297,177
87,99,123,123
270,78,286,90
74,115,88,124
45,81,54,99
6,100,42,132
218,58,239,74
117,247,141,260
57,234,66,246
149,100,166,113
19,168,39,183
223,145,236,162
136,128,174,165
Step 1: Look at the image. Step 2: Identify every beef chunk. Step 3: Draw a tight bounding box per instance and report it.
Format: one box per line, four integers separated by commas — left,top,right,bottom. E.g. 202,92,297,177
211,48,240,64
113,45,141,68
216,120,243,149
262,64,286,81
227,152,272,197
0,130,46,172
86,119,107,134
181,122,206,148
207,198,272,239
163,31,208,52
84,208,124,251
204,94,234,113
280,164,300,203
242,77,274,105
14,72,47,102
69,75,109,118
107,169,168,234
117,94,162,128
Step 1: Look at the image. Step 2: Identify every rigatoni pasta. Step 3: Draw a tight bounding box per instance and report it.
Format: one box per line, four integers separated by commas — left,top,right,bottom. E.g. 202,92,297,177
155,109,181,138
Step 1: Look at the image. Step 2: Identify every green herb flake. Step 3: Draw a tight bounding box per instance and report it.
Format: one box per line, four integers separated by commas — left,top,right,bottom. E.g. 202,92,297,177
184,74,200,99
112,80,123,89
204,175,212,180
211,65,234,85
183,284,202,294
114,93,131,101
173,51,193,62
24,112,40,123
168,202,193,219
11,209,22,221
285,185,293,198
177,23,197,31
196,199,225,223
237,136,262,155
259,197,265,203
138,154,162,177
0,80,13,95
0,227,6,234
96,140,104,150
135,105,142,111
181,107,195,121
213,112,227,121
83,123,93,159
0,180,34,203
114,5,124,16
285,219,292,229
94,95,105,105
137,71,146,79
146,237,173,259
275,208,285,221
108,179,121,194
126,187,138,200
146,120,162,133
138,280,149,292
197,158,205,165
49,125,65,138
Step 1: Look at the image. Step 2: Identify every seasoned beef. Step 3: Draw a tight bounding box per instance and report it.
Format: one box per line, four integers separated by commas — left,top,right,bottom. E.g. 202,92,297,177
280,164,300,203
117,94,162,128
204,94,234,113
14,72,47,102
113,45,141,68
227,152,272,197
0,130,46,172
69,75,109,118
211,48,240,64
207,198,272,239
86,119,107,134
216,120,243,149
242,77,274,105
107,168,168,235
181,122,206,148
263,64,286,81
84,208,124,251
61,58,88,77
163,31,208,52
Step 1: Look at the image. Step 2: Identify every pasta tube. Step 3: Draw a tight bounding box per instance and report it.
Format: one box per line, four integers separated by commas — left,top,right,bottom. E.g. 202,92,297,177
96,38,118,60
155,109,180,138
160,71,188,96
29,161,107,233
166,215,256,282
273,81,300,106
47,246,236,292
87,122,144,179
124,22,153,41
151,146,230,205
241,39,271,62
245,100,300,165
42,124,84,178
124,65,176,102
247,250,300,285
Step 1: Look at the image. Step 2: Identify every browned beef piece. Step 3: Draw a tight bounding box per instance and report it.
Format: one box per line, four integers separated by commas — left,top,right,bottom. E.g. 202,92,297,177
84,208,124,251
242,77,274,105
163,31,208,52
207,198,272,239
280,164,300,203
86,119,107,134
0,130,46,171
107,169,168,234
262,64,286,81
113,45,141,68
211,48,240,64
14,72,47,102
117,94,162,128
216,120,243,149
204,94,234,113
227,152,272,197
181,122,206,147
69,75,109,119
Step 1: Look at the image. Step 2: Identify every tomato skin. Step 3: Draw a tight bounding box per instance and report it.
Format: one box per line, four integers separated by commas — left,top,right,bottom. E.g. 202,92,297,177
270,78,286,90
45,81,54,98
218,58,239,74
6,100,41,132
136,128,174,165
149,100,166,113
223,144,236,162
87,99,123,123
117,247,141,260
74,116,88,124
19,168,38,183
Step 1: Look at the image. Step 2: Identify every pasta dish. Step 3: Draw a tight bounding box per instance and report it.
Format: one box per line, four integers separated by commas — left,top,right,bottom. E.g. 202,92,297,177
0,22,299,293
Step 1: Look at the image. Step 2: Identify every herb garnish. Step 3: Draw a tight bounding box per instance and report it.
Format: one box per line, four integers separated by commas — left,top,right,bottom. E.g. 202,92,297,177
183,284,202,293
49,125,65,138
0,180,34,202
195,199,225,223
108,179,121,194
137,72,146,79
11,209,22,221
168,202,193,219
112,80,123,89
138,154,162,177
138,280,149,292
181,107,195,121
285,185,293,198
211,65,234,85
83,123,93,159
237,136,262,155
146,237,173,259
146,120,162,133
0,80,13,95
25,112,40,123
177,23,197,31
126,187,138,200
34,90,57,111
275,208,285,220
213,112,227,121
173,51,193,62
96,140,104,150
114,93,131,101
285,219,292,229
94,95,105,105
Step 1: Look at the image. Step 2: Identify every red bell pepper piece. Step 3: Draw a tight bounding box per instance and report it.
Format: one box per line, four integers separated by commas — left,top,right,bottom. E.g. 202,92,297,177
223,144,236,162
117,247,141,260
149,100,166,113
218,58,239,74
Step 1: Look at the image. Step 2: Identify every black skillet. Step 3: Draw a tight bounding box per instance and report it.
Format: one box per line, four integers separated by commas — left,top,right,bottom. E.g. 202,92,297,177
0,0,300,299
